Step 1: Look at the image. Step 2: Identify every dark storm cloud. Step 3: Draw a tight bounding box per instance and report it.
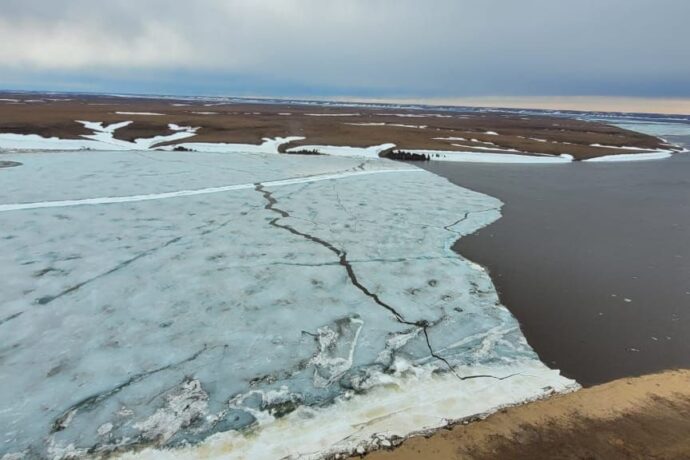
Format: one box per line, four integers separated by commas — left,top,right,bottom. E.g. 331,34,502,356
1,0,688,97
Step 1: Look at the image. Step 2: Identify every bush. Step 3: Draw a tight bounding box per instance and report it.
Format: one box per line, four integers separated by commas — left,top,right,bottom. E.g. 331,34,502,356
382,150,430,161
286,149,322,156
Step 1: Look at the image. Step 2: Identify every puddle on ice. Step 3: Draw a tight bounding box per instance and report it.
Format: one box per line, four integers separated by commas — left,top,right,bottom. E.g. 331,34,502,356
0,150,576,459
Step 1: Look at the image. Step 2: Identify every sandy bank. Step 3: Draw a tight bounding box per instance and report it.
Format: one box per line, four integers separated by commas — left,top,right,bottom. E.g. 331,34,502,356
359,369,690,459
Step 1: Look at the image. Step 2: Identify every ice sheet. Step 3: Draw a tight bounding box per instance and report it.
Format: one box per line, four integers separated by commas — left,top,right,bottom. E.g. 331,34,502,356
0,133,124,151
410,149,574,163
584,150,675,162
610,121,690,137
0,150,575,459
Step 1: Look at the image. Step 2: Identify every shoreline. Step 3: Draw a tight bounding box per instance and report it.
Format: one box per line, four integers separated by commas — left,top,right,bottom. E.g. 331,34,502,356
424,151,690,386
350,135,688,458
358,369,690,460
1,100,688,458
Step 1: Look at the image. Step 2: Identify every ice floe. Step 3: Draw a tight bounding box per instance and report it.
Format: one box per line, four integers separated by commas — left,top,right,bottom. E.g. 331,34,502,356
0,149,575,459
609,121,690,137
584,150,675,162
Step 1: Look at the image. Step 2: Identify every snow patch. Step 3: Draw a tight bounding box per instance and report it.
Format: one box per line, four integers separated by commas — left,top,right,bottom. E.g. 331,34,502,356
115,112,165,116
414,149,574,164
434,137,467,141
167,136,304,154
346,122,427,129
286,143,395,159
375,113,453,118
305,113,360,117
0,121,198,152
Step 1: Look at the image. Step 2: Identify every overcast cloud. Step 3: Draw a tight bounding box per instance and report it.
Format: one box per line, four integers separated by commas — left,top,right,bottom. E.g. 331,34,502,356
0,0,688,97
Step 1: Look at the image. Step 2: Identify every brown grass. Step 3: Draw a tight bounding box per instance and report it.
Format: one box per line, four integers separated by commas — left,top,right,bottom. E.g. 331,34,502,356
0,93,672,160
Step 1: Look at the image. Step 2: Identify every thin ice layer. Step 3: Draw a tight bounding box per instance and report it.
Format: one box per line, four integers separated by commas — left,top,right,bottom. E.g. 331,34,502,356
0,151,575,459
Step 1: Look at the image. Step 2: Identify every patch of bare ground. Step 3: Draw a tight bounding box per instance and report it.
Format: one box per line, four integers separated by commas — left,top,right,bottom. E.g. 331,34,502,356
0,92,675,159
358,369,690,460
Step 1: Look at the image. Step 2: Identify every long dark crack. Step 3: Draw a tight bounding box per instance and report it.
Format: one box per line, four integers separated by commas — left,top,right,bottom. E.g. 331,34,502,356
34,208,249,307
52,345,213,433
0,311,23,327
255,183,407,322
420,323,519,381
443,207,500,233
35,236,183,306
254,182,514,381
444,212,470,232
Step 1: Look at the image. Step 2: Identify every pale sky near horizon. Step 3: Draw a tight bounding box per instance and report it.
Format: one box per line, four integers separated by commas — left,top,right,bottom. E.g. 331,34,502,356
1,0,689,108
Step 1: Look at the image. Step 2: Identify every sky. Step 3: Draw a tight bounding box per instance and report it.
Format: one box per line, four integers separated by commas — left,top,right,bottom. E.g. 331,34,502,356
1,0,689,105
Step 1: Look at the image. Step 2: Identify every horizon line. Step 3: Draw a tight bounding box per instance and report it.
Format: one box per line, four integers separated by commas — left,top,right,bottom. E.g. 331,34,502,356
2,88,689,117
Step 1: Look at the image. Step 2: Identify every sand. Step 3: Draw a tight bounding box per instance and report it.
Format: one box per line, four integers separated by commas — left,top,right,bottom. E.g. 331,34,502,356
0,92,672,159
359,369,690,460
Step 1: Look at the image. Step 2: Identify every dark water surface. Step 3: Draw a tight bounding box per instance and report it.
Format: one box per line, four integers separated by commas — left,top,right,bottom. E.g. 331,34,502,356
424,149,690,386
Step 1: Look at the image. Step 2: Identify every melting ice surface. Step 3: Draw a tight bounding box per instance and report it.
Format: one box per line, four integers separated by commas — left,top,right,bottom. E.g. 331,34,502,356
0,150,576,459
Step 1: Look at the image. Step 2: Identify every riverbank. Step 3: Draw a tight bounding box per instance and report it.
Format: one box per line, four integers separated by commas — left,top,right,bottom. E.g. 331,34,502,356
359,369,690,460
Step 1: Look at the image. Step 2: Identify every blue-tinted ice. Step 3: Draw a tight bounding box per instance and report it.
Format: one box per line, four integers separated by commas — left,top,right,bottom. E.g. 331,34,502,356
0,151,573,459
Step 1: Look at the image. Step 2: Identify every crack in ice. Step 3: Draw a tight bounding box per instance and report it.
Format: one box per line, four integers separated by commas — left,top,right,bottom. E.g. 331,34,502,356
253,182,510,382
35,236,183,306
51,345,214,433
